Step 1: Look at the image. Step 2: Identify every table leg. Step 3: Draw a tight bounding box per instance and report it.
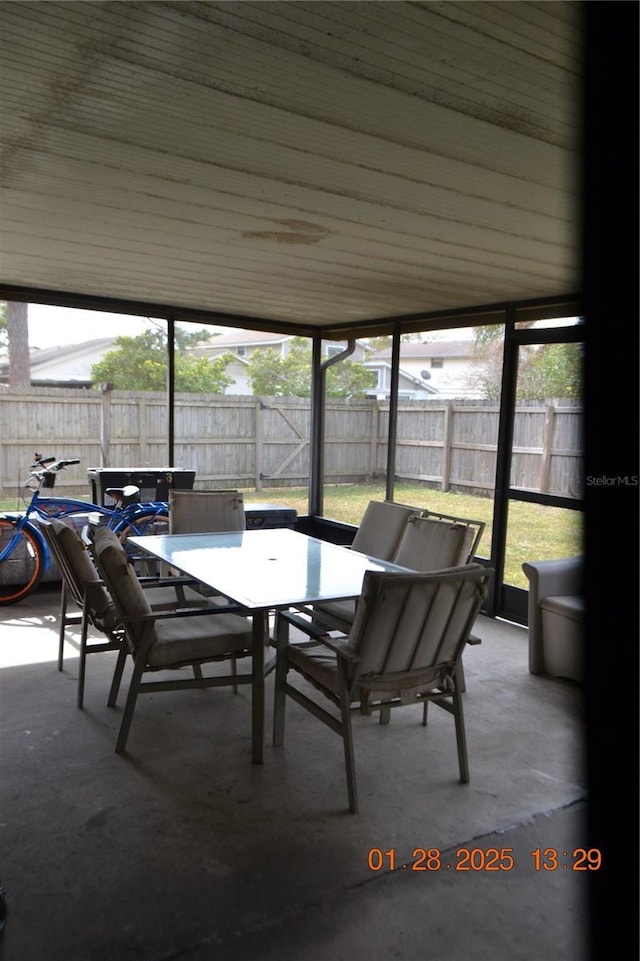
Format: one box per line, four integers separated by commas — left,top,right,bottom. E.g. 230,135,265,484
252,610,267,764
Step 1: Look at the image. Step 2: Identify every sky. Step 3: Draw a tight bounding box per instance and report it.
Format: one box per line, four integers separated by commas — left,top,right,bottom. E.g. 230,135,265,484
21,304,577,351
26,304,174,349
24,303,477,350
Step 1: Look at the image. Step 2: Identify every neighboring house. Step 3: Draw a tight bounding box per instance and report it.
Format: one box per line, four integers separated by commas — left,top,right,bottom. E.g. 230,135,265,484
194,329,368,361
190,330,290,394
191,329,370,396
1,332,469,400
362,360,438,400
0,338,117,386
192,329,291,365
367,340,482,399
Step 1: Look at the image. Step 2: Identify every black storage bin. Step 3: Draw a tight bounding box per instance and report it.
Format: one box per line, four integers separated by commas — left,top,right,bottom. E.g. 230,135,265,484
245,504,297,530
88,468,196,506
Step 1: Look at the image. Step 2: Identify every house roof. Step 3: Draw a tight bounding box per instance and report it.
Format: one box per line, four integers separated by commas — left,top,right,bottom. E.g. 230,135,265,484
0,337,116,377
195,329,369,353
200,330,290,350
371,340,474,360
0,1,583,334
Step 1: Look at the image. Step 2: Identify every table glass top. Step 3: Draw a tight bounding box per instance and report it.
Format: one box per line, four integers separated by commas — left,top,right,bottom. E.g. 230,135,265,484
129,528,407,609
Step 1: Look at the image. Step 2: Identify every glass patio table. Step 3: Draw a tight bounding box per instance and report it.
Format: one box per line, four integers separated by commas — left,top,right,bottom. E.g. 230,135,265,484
129,528,409,764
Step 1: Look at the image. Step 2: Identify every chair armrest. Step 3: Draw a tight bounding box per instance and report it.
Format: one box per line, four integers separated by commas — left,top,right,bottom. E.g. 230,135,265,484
115,603,244,626
276,611,359,664
522,557,583,601
278,611,333,641
317,633,360,664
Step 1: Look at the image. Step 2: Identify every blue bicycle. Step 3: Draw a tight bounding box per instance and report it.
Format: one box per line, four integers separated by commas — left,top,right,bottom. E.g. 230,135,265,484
0,454,169,604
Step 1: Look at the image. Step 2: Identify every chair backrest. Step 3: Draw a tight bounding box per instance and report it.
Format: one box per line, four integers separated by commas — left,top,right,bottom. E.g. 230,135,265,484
169,490,246,534
93,526,154,653
40,517,113,622
346,565,491,681
350,501,420,560
392,515,474,571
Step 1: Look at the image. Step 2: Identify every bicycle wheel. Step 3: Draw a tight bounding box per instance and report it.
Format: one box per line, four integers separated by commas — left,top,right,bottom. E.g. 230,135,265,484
116,509,169,571
0,519,44,604
117,509,169,545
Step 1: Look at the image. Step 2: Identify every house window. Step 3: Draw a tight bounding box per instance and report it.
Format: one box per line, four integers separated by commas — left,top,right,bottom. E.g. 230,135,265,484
236,346,245,356
326,345,342,357
431,357,444,368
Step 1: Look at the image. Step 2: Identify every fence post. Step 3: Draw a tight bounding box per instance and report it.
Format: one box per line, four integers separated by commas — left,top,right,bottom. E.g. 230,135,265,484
369,403,379,476
255,400,263,491
99,383,112,466
441,403,453,491
540,403,555,493
139,396,147,464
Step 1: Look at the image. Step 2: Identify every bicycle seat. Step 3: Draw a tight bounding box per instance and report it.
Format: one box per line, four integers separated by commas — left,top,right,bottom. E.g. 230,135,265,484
105,485,141,507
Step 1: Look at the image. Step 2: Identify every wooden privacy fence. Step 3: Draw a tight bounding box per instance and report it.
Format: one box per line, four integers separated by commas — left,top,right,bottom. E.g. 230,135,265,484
0,387,583,500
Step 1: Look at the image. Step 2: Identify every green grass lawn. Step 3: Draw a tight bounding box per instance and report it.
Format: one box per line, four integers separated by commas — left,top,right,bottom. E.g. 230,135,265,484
245,481,583,589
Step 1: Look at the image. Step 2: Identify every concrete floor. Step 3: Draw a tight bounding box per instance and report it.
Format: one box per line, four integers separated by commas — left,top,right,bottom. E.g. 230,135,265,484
0,584,588,961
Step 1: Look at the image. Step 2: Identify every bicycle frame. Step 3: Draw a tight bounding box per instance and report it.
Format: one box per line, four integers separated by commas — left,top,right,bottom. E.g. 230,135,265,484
0,455,171,604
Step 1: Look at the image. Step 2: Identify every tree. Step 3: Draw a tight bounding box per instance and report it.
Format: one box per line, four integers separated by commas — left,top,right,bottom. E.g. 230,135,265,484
326,355,378,398
366,335,392,353
517,342,583,399
1,301,31,386
247,337,377,398
470,326,582,400
91,327,234,393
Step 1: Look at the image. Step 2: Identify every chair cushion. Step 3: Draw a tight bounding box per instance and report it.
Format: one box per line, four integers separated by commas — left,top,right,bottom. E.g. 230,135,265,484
312,598,356,631
393,516,470,570
49,517,113,619
350,501,420,560
94,527,153,645
149,612,253,668
540,594,584,621
287,643,442,707
287,644,343,696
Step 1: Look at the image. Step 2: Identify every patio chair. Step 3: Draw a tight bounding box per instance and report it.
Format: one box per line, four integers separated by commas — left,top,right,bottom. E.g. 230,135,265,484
307,500,420,633
273,564,492,813
169,488,248,685
311,508,486,635
384,512,487,701
40,517,214,708
169,489,245,534
93,526,254,753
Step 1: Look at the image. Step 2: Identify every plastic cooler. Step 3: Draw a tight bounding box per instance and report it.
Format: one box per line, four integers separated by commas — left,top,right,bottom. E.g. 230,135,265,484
244,504,297,530
87,468,196,506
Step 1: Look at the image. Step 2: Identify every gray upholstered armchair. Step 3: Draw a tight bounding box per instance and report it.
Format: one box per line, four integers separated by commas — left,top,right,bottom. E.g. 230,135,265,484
522,557,584,682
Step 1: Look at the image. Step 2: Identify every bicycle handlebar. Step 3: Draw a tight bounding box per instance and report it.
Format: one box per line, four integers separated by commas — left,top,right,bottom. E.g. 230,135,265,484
31,454,56,469
29,455,81,473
